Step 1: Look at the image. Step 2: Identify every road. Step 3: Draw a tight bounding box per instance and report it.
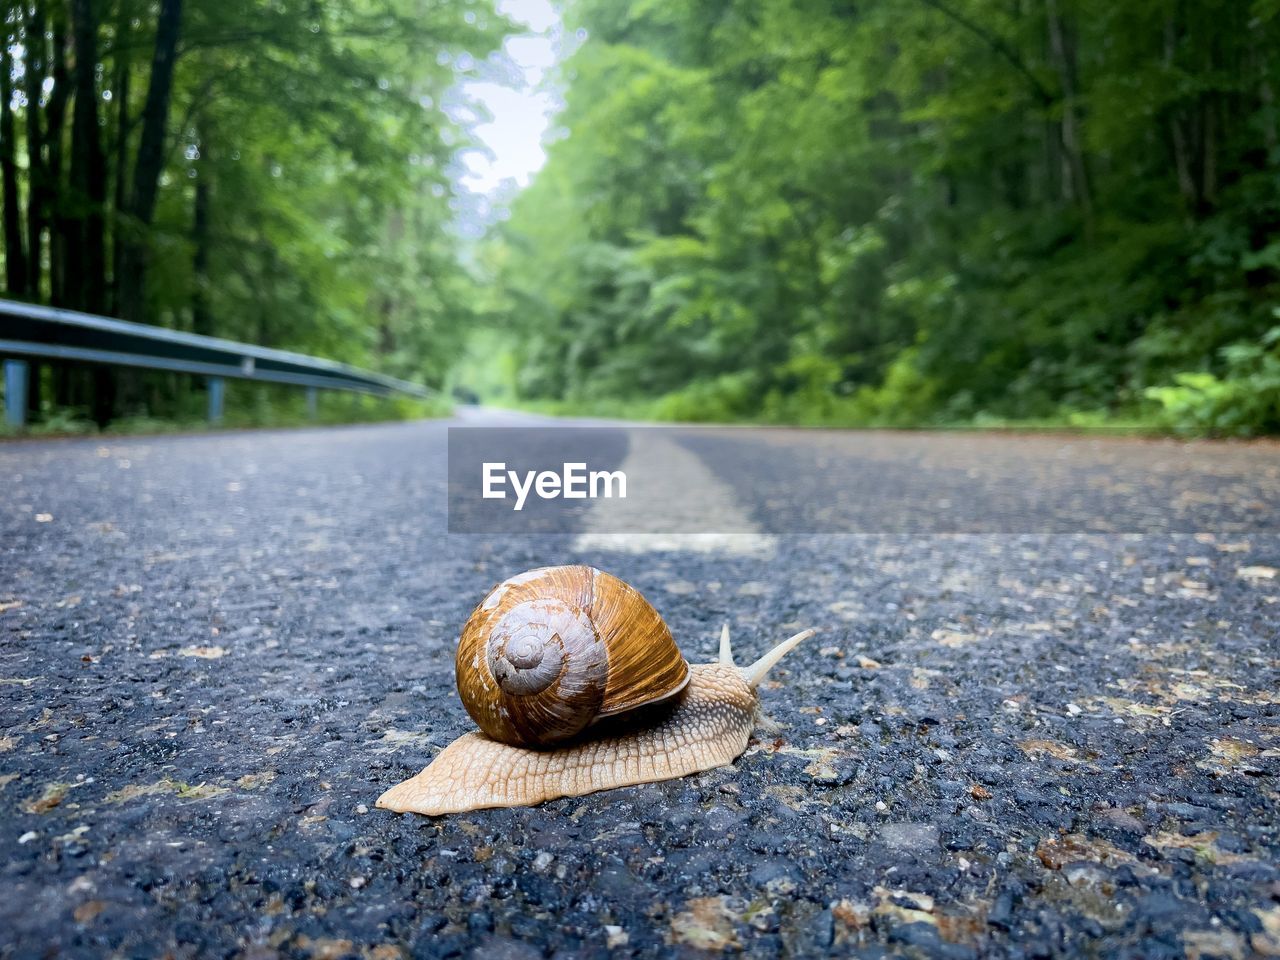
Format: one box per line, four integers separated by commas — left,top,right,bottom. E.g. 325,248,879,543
2,414,1278,958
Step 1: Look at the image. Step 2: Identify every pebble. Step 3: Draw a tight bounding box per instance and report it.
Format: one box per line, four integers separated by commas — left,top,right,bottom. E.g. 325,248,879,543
602,925,628,949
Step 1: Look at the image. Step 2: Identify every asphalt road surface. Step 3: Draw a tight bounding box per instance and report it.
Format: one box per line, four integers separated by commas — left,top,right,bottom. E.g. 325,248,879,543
2,414,1278,959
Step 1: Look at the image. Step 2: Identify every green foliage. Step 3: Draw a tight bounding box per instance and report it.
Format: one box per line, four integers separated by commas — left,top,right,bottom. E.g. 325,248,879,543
2,0,500,426
1147,326,1280,436
488,0,1280,435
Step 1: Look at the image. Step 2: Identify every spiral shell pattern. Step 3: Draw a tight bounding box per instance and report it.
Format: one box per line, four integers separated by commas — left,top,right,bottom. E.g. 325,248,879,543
455,565,689,747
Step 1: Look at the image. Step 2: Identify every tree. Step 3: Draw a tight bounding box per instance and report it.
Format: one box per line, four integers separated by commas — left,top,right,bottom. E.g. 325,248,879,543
493,0,1280,433
0,0,502,424
115,0,180,324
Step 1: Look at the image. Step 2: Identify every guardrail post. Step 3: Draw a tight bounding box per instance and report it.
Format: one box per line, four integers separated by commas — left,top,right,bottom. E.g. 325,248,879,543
306,386,318,420
207,376,225,424
4,360,28,429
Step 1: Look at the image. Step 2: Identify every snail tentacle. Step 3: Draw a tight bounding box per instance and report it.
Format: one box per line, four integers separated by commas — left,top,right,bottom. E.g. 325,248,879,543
741,629,817,689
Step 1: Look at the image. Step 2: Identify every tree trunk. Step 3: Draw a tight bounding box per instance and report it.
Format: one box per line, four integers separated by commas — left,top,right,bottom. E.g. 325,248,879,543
1261,78,1278,156
1045,0,1093,221
53,362,71,407
110,0,132,312
1,13,29,297
191,137,212,336
376,209,404,355
67,0,108,315
1169,116,1196,205
116,0,183,325
24,0,48,299
1200,96,1217,209
1163,15,1198,210
47,4,69,307
68,0,111,425
91,366,116,426
26,360,41,421
1043,118,1062,206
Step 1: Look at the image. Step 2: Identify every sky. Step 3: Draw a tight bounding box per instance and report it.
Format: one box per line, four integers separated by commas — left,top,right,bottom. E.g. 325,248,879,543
456,0,563,197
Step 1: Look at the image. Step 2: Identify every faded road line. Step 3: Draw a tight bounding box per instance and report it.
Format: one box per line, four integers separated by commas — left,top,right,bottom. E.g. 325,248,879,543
572,429,776,557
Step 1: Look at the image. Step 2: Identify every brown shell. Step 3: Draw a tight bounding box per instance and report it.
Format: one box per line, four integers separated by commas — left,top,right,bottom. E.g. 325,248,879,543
455,565,689,747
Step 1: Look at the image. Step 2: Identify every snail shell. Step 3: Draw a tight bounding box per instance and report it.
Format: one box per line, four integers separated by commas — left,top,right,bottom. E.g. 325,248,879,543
455,565,690,747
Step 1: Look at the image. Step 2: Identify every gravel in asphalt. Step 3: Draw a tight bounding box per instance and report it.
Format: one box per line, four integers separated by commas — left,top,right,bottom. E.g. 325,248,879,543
1,419,1278,958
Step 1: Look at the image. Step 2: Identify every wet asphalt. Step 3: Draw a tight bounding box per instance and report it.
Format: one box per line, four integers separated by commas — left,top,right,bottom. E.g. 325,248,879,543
1,415,1278,959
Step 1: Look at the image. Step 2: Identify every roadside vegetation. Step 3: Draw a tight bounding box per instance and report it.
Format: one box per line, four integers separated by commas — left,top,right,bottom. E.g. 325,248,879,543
1,0,496,427
4,0,1279,436
486,0,1280,437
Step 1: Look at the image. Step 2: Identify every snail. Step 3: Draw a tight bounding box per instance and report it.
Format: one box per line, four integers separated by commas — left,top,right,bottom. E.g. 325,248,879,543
376,564,815,815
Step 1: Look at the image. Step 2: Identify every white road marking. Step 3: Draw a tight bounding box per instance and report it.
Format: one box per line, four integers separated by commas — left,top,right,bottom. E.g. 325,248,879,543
572,429,776,557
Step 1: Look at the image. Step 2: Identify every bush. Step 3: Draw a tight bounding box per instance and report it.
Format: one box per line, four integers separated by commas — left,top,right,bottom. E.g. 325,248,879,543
1146,325,1280,436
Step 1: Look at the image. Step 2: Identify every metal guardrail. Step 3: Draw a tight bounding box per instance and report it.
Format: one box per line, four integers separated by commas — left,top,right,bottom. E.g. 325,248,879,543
0,297,430,427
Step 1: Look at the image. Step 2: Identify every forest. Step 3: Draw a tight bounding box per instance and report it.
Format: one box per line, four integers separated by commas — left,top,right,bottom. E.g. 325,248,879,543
3,0,1280,434
0,0,498,426
490,0,1280,435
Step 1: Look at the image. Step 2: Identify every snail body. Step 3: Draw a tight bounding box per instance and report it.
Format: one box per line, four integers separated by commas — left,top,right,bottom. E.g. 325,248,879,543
376,565,814,815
